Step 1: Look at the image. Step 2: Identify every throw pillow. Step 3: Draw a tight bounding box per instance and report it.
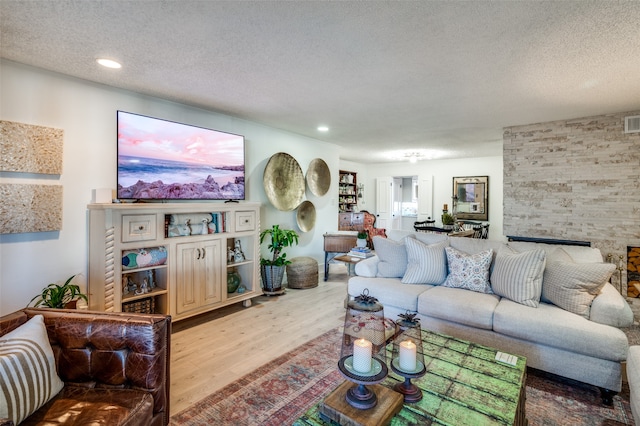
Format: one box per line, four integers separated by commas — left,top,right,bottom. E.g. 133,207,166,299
542,260,615,318
442,246,494,293
373,236,408,278
490,247,546,307
402,238,449,285
0,315,64,425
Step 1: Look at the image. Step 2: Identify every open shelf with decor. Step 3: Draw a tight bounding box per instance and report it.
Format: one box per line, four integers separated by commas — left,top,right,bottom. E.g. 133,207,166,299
88,202,260,321
338,170,358,213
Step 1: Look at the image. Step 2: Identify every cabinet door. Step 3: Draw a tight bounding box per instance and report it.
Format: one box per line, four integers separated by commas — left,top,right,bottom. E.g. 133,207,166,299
176,242,200,315
200,239,222,307
175,240,222,315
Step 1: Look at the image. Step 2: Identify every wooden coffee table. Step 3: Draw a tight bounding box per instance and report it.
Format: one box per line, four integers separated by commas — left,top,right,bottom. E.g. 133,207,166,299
333,254,367,276
294,328,527,425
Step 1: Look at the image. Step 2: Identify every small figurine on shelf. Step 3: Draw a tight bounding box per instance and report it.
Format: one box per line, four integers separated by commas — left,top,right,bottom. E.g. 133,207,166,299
127,279,137,294
147,270,156,289
201,218,209,235
234,239,246,262
123,275,130,295
227,247,235,263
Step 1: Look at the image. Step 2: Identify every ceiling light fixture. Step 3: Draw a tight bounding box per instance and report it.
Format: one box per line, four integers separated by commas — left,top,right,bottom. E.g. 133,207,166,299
317,125,329,132
96,58,122,69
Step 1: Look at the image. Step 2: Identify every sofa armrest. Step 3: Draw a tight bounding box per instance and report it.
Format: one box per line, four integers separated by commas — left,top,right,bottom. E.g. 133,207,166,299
20,308,171,426
354,256,380,277
590,283,634,328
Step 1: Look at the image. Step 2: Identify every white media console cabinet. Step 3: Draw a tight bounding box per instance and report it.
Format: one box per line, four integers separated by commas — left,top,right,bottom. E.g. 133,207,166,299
87,202,260,321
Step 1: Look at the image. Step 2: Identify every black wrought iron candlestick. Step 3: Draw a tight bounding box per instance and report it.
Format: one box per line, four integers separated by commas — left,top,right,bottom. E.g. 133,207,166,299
391,312,426,403
339,289,389,409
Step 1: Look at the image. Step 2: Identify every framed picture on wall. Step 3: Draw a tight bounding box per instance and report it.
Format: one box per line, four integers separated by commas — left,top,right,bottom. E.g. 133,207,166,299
453,176,488,221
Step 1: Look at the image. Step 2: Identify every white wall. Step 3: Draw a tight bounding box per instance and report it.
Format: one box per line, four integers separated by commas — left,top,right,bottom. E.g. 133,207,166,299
0,60,341,315
361,157,504,241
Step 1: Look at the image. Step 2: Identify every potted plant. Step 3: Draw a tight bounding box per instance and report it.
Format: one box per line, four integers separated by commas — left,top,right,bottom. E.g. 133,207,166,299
29,274,88,309
356,231,368,248
259,224,299,294
441,213,455,229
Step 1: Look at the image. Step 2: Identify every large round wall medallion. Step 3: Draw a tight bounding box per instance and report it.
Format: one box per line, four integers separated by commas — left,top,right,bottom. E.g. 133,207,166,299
263,152,305,211
296,200,316,232
306,158,331,197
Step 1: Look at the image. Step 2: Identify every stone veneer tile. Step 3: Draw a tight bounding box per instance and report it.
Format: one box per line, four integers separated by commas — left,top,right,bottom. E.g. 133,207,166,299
503,110,640,295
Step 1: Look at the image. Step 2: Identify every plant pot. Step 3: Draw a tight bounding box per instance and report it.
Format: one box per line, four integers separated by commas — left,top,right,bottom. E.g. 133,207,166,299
261,264,286,295
356,238,367,248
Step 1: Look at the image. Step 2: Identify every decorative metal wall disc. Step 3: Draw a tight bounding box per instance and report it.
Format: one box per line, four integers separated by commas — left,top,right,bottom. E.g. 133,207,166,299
296,200,316,232
306,158,331,197
263,152,305,211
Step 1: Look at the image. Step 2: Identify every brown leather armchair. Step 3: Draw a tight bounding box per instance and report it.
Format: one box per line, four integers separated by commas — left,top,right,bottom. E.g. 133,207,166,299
0,308,170,426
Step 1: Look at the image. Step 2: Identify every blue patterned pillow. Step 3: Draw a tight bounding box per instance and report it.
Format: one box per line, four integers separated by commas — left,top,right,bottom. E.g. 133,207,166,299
442,246,494,293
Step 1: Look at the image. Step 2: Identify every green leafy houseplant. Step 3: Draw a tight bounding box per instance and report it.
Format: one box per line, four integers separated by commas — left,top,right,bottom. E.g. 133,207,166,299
29,274,88,309
441,213,455,225
259,225,299,266
357,231,368,240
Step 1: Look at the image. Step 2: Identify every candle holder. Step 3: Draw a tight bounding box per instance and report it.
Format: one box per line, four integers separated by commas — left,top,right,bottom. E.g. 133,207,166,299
339,289,389,409
390,312,426,403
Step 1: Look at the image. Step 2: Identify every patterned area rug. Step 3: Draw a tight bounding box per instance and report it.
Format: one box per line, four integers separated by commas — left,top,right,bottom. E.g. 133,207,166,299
171,328,634,425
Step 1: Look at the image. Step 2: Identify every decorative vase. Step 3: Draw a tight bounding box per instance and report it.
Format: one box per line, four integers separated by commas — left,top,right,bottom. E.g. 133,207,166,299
227,269,241,293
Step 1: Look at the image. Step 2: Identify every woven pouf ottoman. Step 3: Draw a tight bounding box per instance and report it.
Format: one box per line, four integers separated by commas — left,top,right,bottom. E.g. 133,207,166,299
286,256,319,289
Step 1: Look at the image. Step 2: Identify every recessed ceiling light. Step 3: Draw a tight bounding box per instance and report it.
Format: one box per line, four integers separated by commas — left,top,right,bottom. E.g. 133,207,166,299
97,58,122,69
317,126,329,132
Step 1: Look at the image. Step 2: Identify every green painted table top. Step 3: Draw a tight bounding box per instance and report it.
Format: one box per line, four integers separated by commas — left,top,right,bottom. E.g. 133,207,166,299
295,328,527,426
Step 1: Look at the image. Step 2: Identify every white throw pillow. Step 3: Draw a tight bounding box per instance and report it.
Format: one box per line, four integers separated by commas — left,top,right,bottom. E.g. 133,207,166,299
373,236,408,278
442,246,494,293
542,257,615,318
490,246,546,307
402,238,449,285
0,315,64,425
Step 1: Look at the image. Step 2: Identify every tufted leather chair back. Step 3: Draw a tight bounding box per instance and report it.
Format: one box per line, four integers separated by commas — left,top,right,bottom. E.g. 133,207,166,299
1,308,171,426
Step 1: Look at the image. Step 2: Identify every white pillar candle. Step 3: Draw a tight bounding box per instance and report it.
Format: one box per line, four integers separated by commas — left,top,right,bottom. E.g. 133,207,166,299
399,340,417,371
352,338,373,373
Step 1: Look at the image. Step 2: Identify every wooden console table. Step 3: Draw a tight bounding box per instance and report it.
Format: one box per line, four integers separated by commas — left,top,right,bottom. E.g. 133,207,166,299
323,232,357,281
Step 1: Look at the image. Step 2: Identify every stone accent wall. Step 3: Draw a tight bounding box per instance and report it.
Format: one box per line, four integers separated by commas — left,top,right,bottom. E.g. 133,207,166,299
503,110,640,295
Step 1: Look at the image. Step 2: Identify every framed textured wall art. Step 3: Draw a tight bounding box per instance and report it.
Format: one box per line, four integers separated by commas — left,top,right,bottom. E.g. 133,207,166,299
0,120,63,175
0,184,63,234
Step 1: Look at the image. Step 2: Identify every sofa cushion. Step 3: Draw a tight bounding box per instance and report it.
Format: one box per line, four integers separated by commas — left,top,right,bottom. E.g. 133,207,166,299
401,238,448,285
27,386,154,426
373,236,408,278
0,315,64,425
493,299,628,361
348,276,430,313
541,259,615,318
442,247,493,294
590,283,634,327
418,286,500,330
490,246,546,307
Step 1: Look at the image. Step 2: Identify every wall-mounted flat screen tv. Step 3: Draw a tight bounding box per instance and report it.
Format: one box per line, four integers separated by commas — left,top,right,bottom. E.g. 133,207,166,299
117,111,245,201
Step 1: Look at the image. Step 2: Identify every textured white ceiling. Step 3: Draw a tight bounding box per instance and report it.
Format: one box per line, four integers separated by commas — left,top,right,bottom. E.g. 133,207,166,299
2,1,639,163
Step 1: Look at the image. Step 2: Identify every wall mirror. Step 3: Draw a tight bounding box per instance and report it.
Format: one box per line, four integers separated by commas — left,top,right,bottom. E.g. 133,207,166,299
453,176,488,221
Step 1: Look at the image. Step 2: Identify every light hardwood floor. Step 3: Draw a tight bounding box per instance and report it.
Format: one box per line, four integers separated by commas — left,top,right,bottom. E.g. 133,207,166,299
170,264,350,415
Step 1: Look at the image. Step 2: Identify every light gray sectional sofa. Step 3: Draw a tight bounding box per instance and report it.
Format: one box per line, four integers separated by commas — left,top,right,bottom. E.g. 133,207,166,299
348,230,633,402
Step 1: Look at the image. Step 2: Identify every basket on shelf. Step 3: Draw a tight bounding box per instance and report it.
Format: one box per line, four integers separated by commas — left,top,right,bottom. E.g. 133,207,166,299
122,296,156,314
